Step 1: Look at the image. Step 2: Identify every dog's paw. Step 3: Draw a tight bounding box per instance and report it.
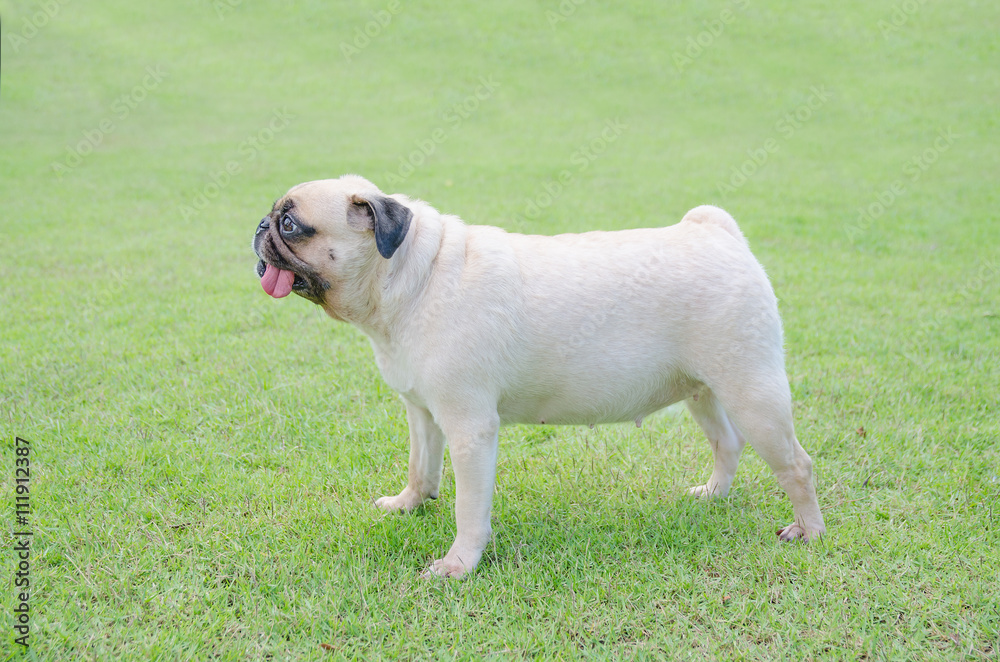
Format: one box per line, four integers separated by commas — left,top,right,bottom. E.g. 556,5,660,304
687,483,728,498
776,522,824,542
374,487,426,513
421,557,469,580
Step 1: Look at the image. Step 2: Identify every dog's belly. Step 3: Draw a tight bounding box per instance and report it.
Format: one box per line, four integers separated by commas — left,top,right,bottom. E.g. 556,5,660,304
497,371,699,426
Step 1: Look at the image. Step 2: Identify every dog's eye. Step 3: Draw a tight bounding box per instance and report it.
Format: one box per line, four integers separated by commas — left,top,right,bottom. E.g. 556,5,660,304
280,214,296,234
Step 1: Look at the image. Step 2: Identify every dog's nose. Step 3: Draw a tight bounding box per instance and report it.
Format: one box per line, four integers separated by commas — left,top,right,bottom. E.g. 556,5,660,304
256,217,270,235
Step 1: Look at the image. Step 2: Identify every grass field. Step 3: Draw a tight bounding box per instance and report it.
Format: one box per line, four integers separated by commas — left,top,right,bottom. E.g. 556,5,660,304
2,0,999,659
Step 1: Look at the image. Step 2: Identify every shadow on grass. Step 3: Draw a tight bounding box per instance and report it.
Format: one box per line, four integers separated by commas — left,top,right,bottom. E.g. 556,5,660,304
354,489,789,577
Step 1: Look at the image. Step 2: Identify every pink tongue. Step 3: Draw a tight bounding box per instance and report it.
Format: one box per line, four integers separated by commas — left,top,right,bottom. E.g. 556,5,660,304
261,264,296,298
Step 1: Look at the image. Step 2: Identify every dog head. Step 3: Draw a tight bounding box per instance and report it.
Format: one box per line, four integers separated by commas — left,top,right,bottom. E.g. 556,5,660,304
252,175,413,319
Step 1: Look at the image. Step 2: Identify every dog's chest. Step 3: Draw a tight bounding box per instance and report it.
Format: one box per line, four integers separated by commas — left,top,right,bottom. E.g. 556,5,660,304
369,340,422,403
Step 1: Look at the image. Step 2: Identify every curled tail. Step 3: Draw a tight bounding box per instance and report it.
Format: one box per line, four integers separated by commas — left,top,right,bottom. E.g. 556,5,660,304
681,205,748,247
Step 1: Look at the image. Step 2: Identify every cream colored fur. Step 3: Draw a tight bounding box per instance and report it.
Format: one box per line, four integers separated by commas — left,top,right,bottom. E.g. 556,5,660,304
255,175,826,578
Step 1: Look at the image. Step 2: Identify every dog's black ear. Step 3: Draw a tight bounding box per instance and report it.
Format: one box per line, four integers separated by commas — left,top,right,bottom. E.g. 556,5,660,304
349,194,413,259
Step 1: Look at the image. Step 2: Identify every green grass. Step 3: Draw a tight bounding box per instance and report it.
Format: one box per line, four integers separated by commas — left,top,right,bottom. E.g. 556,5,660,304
2,0,999,658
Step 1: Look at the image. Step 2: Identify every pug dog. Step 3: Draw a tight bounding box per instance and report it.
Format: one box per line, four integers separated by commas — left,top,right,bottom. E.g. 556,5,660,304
252,174,826,578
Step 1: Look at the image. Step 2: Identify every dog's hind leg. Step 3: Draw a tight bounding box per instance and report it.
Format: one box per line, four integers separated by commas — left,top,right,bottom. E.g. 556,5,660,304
713,376,826,541
686,388,746,498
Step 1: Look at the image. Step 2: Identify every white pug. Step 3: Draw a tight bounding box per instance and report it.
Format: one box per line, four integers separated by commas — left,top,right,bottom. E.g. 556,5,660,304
252,174,826,578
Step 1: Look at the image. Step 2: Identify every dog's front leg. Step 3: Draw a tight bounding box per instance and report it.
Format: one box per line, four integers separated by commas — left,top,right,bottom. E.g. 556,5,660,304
423,413,499,579
375,399,445,512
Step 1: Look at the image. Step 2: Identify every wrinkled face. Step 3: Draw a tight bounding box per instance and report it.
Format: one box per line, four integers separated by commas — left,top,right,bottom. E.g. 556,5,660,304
252,176,412,317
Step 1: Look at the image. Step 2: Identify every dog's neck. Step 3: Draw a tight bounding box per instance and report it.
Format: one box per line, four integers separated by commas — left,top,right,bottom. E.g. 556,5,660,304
328,201,453,346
